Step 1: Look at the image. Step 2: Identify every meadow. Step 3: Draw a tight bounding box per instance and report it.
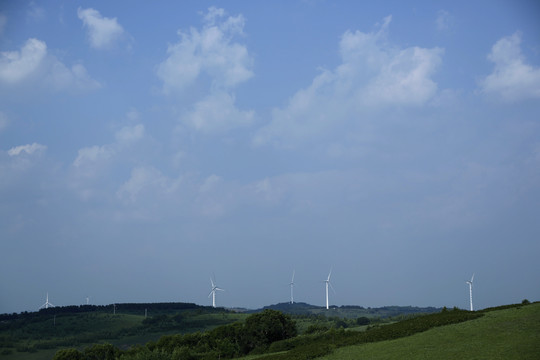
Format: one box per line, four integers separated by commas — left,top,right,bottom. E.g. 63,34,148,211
318,302,540,360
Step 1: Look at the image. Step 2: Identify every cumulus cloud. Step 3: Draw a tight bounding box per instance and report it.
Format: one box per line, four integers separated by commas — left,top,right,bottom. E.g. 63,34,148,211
73,123,145,169
0,38,46,84
254,16,443,147
70,120,147,201
199,174,222,193
7,143,47,156
480,32,540,102
73,145,114,168
46,62,101,91
184,91,254,133
157,7,254,134
156,6,253,93
77,7,125,50
116,166,176,203
115,124,145,144
0,38,100,90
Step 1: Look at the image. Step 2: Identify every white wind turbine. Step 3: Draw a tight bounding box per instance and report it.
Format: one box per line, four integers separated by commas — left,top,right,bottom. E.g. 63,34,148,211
324,268,335,310
466,273,474,311
209,275,224,308
39,293,55,310
289,270,295,304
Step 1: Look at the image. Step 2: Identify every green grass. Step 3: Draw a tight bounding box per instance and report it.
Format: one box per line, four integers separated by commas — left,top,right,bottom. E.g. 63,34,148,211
319,303,540,360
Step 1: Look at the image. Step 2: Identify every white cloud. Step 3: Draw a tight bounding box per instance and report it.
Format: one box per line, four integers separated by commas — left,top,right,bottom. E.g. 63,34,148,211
199,174,222,193
183,91,254,133
254,16,443,147
46,62,101,91
156,7,253,93
8,143,47,156
73,145,114,167
0,38,46,84
0,38,100,90
116,167,175,203
77,7,125,50
480,32,540,102
115,124,145,144
436,10,452,32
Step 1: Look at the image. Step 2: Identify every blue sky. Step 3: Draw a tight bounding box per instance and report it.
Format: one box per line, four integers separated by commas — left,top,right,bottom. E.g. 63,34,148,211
1,1,539,314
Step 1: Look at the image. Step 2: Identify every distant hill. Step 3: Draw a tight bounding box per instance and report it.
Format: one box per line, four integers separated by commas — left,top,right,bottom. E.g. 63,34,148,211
253,302,441,318
0,301,224,321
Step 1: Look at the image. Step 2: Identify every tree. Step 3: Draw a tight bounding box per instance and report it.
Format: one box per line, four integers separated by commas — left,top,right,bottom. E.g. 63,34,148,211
242,309,297,352
84,343,119,360
356,316,370,325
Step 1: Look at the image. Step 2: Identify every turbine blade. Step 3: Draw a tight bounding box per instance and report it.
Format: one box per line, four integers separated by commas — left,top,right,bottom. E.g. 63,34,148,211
327,267,332,281
329,282,336,294
471,273,475,283
292,269,295,283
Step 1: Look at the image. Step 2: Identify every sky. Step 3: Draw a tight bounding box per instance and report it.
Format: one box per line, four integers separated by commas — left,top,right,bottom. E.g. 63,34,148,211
1,1,539,314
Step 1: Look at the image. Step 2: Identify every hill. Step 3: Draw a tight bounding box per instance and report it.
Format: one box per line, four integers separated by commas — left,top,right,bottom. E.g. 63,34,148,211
0,302,247,360
255,302,441,318
240,302,539,360
318,302,540,360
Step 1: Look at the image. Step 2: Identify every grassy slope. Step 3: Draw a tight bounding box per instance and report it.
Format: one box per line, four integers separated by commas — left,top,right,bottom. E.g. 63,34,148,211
319,303,540,360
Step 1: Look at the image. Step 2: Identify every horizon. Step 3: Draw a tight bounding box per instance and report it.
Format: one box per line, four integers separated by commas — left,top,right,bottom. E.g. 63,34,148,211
4,297,459,316
1,1,539,314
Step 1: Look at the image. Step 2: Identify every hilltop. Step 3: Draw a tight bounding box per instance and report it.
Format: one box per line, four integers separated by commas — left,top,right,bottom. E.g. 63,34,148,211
255,302,441,318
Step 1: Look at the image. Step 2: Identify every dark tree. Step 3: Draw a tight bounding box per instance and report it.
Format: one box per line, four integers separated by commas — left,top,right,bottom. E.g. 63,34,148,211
242,309,297,351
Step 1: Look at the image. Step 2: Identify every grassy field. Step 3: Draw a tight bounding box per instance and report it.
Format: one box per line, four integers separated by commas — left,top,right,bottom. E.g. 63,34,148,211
318,303,540,360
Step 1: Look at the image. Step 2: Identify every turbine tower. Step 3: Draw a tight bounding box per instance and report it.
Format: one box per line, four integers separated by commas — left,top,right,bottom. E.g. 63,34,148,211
324,268,335,310
39,293,55,310
209,275,224,308
466,273,474,311
289,270,295,304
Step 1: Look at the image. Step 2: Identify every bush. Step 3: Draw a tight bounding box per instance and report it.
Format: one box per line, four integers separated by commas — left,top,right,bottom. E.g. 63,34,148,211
52,348,84,360
304,323,330,334
356,316,370,325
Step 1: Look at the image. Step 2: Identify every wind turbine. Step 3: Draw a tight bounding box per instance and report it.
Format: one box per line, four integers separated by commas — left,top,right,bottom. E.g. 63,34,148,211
466,274,474,311
289,270,295,304
324,268,335,310
39,293,55,310
209,275,224,308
